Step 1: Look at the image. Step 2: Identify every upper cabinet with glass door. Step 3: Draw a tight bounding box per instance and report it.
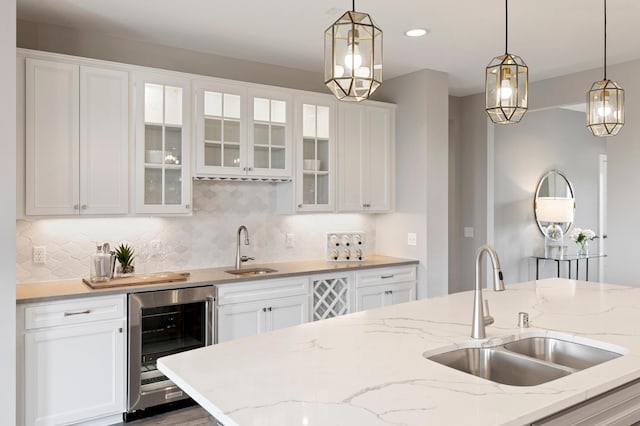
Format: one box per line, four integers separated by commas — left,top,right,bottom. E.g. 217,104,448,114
194,81,245,176
134,72,191,214
295,95,336,212
248,89,292,179
193,84,292,180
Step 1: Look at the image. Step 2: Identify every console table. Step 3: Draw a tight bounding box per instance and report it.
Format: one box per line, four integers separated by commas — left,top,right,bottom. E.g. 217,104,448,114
531,254,607,282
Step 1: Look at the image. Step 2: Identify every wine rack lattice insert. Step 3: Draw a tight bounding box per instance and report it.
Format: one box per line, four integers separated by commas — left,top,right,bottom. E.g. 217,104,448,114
313,277,349,321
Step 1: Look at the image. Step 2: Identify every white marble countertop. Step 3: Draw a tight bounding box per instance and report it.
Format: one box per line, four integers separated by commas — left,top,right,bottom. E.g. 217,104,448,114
158,278,640,425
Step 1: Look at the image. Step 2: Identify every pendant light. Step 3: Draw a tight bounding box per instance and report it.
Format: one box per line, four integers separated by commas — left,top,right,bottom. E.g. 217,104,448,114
324,0,382,102
587,0,624,137
485,0,528,124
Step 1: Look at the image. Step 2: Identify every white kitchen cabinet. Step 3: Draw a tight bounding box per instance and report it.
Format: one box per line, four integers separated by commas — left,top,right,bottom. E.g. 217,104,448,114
25,58,129,216
337,102,395,213
354,266,416,312
134,71,191,214
217,277,309,343
193,83,292,180
294,94,337,212
19,295,126,426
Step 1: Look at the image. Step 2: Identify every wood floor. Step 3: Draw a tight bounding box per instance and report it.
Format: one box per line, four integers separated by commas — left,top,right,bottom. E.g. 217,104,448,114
117,406,219,426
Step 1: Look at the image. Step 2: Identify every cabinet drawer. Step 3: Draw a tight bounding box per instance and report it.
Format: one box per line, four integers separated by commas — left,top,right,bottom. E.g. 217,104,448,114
24,294,126,330
356,266,416,288
217,277,309,306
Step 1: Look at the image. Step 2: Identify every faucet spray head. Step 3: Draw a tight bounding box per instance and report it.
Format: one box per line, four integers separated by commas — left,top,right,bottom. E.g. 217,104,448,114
494,269,505,291
244,236,250,245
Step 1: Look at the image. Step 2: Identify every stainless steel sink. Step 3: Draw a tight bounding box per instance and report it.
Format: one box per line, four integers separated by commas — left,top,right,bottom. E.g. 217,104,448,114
502,337,622,370
428,347,571,386
426,336,623,386
224,267,278,276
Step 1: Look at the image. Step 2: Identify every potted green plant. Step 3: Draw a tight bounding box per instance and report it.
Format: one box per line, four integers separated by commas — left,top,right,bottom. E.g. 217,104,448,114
115,243,135,276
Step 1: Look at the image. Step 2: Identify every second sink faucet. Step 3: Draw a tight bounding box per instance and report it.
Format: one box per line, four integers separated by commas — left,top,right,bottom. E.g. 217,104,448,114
471,245,505,339
235,225,254,269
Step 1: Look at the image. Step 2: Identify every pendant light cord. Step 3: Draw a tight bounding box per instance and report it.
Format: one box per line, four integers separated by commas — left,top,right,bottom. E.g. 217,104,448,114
352,0,355,12
604,0,607,80
505,0,508,54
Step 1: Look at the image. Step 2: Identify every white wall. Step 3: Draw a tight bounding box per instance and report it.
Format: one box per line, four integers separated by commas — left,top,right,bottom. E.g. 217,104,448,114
17,19,325,93
494,108,606,283
373,69,449,298
2,0,17,423
18,182,376,282
456,58,640,288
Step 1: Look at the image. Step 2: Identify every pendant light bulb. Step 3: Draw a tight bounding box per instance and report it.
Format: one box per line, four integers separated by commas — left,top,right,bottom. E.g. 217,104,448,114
499,77,513,100
344,30,362,70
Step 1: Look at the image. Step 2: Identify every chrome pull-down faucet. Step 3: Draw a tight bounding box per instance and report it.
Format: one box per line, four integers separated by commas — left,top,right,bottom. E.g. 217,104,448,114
235,225,253,269
471,245,505,339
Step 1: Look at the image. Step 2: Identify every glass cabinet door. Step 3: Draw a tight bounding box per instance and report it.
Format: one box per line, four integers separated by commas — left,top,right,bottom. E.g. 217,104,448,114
296,97,335,211
249,90,292,178
194,81,247,176
135,73,191,214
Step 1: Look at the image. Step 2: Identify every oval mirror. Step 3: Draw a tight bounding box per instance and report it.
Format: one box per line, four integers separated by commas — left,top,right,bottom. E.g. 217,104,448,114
534,170,575,235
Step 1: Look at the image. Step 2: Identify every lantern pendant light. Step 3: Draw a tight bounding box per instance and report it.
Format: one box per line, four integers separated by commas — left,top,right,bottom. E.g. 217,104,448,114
485,0,528,124
587,0,624,137
324,0,383,102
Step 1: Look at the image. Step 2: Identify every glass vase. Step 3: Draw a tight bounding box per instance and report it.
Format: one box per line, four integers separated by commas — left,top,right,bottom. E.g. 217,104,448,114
577,240,589,257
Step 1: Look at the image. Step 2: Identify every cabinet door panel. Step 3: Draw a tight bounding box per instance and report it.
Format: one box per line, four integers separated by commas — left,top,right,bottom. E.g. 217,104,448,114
26,59,79,215
337,104,364,211
366,107,392,212
388,281,416,305
24,320,125,426
80,66,129,214
355,286,386,312
217,301,266,343
267,295,309,331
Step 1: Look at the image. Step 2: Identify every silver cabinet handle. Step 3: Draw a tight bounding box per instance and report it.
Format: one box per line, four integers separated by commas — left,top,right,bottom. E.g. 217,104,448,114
262,307,267,312
81,204,87,210
384,290,393,295
64,309,91,316
248,167,253,171
381,274,394,279
298,204,303,208
73,204,79,210
185,204,190,209
268,307,272,312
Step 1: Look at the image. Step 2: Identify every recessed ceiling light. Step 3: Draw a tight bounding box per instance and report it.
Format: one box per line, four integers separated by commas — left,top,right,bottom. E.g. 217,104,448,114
405,28,429,37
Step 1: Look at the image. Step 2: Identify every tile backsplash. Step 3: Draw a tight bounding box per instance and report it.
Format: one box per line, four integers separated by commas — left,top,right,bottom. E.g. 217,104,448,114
17,181,377,283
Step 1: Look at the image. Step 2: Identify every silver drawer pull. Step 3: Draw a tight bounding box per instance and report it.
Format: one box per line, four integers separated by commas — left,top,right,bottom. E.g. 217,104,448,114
64,309,91,317
381,274,394,279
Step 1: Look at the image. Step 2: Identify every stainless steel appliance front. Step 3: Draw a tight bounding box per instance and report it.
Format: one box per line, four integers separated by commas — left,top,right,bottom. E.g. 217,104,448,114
127,286,215,415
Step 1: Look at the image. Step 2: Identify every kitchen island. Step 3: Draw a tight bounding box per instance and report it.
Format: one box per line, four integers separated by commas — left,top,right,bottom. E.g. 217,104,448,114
158,278,640,425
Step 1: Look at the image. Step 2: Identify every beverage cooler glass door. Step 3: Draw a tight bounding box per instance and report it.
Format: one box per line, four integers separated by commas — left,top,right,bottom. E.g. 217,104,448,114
127,286,215,414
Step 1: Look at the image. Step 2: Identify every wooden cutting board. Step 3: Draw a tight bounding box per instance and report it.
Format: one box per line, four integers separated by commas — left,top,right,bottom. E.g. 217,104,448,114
82,272,190,289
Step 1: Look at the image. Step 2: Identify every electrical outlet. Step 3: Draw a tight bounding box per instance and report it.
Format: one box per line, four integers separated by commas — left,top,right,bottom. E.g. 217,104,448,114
286,233,295,248
407,233,417,246
33,246,46,264
464,227,474,238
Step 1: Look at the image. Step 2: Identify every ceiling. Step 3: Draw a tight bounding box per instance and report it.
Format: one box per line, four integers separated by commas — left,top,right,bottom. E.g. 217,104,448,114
16,0,640,96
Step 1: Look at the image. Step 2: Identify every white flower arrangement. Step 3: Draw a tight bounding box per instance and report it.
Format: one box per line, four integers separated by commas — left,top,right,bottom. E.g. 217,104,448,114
569,228,598,244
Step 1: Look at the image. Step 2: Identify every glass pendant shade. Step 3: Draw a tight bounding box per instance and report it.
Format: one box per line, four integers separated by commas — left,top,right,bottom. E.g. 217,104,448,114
324,10,382,102
485,54,528,124
586,0,624,137
587,80,624,136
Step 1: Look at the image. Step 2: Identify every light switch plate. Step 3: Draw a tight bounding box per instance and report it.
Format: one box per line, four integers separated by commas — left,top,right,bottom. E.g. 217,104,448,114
464,227,474,238
33,246,46,264
286,233,295,248
407,233,417,246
